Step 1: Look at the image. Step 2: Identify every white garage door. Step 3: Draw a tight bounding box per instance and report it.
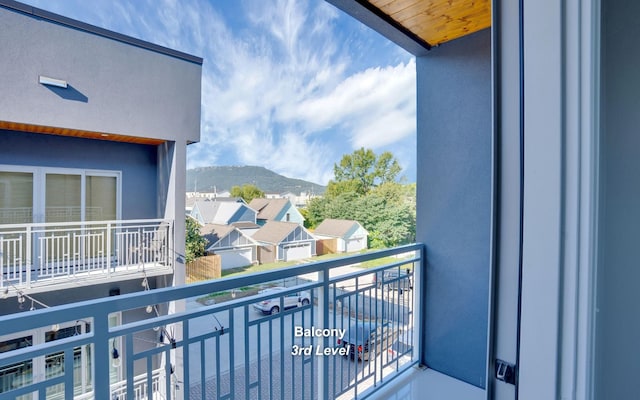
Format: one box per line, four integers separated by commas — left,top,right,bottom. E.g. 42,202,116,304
217,248,253,269
282,243,311,261
346,237,365,252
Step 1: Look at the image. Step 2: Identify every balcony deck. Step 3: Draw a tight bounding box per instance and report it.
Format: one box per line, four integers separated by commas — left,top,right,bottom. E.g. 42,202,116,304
0,219,173,295
0,244,422,400
369,367,485,400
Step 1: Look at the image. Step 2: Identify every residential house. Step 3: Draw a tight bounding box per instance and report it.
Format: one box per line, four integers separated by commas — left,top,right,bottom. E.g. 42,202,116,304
264,191,316,207
230,221,261,237
200,224,258,269
313,218,368,253
251,221,316,263
248,198,304,226
186,191,231,199
189,199,256,226
186,194,243,214
0,1,201,396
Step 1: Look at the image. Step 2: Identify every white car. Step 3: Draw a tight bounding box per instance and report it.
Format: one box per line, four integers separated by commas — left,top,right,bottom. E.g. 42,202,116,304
253,287,311,315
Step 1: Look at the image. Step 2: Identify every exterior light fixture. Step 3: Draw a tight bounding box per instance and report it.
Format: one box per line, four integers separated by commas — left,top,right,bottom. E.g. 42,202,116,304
111,341,121,368
17,293,25,309
39,75,68,89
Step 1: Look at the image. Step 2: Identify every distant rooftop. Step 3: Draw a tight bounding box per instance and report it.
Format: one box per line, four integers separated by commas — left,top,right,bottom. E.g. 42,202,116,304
0,0,203,65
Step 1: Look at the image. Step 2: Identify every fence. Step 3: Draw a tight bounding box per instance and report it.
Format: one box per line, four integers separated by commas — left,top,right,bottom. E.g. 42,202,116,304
316,238,339,255
186,255,221,283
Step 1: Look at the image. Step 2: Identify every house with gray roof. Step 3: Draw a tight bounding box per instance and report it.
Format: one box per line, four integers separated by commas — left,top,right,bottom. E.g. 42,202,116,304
190,199,256,226
313,219,368,253
201,224,258,269
248,198,304,226
251,221,316,263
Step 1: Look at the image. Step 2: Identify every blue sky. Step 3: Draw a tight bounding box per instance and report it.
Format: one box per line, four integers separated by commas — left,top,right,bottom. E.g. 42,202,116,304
21,0,416,185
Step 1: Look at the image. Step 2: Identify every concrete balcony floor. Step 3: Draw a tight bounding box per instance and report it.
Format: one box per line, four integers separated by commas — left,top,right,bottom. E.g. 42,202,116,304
370,367,484,400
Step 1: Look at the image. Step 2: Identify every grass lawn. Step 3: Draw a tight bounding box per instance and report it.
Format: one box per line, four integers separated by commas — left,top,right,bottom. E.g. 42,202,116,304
196,249,415,304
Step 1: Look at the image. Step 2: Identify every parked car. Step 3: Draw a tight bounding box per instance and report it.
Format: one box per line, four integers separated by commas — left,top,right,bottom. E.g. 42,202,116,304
373,268,412,293
252,287,311,315
337,321,400,361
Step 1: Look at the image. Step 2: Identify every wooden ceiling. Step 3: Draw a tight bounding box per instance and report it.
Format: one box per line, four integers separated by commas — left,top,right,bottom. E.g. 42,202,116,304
366,0,491,46
0,121,166,146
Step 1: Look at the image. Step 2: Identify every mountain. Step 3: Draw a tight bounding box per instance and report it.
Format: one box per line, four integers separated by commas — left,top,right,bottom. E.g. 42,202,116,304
186,166,326,195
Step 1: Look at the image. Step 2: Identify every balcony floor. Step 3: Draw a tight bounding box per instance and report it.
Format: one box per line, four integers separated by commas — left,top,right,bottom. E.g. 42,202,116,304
2,263,172,296
369,367,485,400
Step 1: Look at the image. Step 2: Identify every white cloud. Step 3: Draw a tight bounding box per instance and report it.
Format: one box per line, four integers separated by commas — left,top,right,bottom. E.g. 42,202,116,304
20,0,416,185
188,1,417,184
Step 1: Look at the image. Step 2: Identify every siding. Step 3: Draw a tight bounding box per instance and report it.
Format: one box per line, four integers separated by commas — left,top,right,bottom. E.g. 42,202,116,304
0,5,201,143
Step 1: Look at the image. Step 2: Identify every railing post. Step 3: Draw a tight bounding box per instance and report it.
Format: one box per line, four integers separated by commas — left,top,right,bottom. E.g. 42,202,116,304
316,267,330,399
93,310,111,399
414,245,425,366
25,226,31,288
106,223,112,278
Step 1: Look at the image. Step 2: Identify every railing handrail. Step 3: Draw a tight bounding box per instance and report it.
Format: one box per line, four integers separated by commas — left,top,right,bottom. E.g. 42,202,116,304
0,218,172,230
0,243,424,400
0,243,423,337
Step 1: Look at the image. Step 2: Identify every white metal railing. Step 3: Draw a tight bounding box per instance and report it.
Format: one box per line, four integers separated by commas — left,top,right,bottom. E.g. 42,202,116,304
69,368,165,400
0,219,173,289
109,368,164,400
0,244,423,400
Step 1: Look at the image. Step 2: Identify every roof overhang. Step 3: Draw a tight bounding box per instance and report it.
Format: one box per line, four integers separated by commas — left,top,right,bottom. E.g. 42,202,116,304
0,120,167,146
327,0,491,55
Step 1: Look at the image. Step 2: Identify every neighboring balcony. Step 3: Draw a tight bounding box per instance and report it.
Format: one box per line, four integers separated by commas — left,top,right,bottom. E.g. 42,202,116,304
0,219,174,293
0,244,421,400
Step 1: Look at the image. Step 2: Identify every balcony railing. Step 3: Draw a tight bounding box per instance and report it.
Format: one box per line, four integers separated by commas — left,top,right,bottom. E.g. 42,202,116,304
0,219,174,290
0,243,423,400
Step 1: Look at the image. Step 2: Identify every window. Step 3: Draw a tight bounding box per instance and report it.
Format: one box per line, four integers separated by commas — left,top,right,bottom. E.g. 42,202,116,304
0,322,93,399
0,172,33,225
0,166,120,225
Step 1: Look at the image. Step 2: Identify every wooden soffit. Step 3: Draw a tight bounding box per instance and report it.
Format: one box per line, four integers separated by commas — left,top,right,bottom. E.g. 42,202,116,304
365,0,491,47
0,121,166,146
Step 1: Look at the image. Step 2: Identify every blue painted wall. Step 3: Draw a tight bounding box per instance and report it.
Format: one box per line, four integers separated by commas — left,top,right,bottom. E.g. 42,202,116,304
276,202,305,225
0,130,158,219
416,29,492,388
230,205,257,224
596,1,640,397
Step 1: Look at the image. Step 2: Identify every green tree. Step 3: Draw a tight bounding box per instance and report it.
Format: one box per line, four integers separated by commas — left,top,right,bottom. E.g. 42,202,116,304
327,148,402,196
185,217,207,263
230,184,265,203
311,150,415,248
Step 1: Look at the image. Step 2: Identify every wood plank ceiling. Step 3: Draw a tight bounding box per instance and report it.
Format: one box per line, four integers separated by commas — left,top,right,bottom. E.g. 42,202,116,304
0,121,166,146
366,0,491,47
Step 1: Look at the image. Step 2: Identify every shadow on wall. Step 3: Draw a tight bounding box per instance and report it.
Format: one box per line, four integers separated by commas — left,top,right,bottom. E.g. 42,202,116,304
44,84,88,102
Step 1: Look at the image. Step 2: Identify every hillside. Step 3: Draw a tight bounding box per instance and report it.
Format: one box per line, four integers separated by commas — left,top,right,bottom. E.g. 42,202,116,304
186,166,326,195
